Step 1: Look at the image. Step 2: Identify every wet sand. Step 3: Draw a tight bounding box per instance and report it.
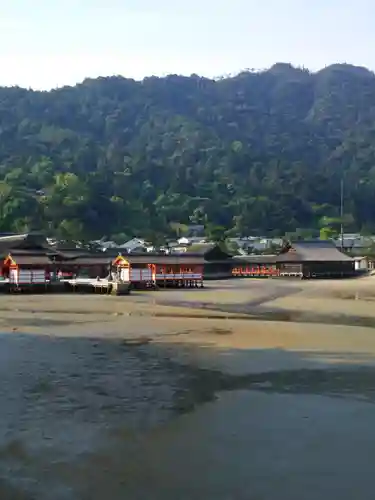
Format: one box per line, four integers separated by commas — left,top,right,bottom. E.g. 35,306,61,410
2,277,375,498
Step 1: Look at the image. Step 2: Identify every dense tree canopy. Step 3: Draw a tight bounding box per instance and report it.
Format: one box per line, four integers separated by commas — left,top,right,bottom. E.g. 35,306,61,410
1,62,375,241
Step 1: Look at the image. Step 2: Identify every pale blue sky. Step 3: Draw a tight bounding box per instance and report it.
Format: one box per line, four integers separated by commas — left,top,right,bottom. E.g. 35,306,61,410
0,0,373,89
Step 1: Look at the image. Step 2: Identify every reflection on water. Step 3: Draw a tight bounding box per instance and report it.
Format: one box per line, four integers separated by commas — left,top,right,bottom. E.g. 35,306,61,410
2,332,375,499
208,366,375,402
0,335,223,498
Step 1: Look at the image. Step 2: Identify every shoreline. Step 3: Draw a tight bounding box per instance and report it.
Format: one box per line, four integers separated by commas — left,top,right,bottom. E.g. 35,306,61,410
1,276,375,336
2,277,375,498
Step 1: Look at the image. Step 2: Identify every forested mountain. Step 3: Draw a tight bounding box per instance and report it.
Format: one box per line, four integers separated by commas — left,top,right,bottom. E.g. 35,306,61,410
1,62,375,241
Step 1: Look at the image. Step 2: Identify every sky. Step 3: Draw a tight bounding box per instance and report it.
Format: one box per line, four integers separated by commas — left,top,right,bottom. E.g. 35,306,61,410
0,0,374,90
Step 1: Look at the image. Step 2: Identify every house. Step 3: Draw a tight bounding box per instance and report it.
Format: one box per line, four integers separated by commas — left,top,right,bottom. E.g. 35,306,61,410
120,243,232,283
353,256,371,271
118,238,154,253
0,234,59,283
0,233,71,287
277,240,354,278
0,233,208,291
242,236,283,252
232,240,355,279
56,256,112,279
333,234,375,253
3,253,52,286
92,239,119,251
117,253,204,288
0,233,110,283
0,233,52,257
177,236,207,246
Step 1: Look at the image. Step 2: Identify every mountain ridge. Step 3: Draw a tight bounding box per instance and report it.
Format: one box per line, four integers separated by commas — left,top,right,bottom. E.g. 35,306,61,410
0,63,375,241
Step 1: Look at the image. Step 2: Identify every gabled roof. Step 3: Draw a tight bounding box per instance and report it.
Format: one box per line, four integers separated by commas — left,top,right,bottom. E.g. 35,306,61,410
62,256,112,266
0,232,46,247
0,233,55,257
126,254,205,265
52,249,92,260
5,252,52,266
233,254,278,264
278,240,353,262
119,238,149,250
0,234,94,261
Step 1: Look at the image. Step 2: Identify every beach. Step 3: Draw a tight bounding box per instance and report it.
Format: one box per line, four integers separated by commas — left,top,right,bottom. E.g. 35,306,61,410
1,277,375,498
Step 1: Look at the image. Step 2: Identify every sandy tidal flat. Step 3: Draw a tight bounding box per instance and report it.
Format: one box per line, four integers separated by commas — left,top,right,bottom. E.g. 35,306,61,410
1,277,375,499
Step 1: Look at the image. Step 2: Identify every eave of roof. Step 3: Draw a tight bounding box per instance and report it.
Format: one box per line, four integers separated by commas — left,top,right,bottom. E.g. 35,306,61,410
58,257,112,266
9,255,52,266
126,254,205,265
279,240,353,262
233,254,278,264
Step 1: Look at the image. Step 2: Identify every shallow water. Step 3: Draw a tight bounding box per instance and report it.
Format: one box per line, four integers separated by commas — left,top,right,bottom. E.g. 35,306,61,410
2,332,375,499
0,334,225,499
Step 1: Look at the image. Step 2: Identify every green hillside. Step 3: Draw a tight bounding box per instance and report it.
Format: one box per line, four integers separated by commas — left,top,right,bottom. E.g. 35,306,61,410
1,63,375,240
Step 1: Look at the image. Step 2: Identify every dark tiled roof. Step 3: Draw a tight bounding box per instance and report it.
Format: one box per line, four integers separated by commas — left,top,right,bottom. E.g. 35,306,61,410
0,233,54,257
9,255,52,266
0,232,45,245
278,240,353,262
52,250,93,260
55,254,205,266
126,254,205,265
233,254,278,264
58,257,112,266
103,247,146,257
8,249,48,256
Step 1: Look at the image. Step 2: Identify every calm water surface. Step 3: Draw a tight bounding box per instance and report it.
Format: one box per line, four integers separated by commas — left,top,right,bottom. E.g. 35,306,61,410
1,332,375,499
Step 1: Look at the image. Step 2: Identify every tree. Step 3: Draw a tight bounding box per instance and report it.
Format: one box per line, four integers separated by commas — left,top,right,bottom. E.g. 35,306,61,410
0,63,374,239
204,223,226,242
320,226,338,240
169,222,189,239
